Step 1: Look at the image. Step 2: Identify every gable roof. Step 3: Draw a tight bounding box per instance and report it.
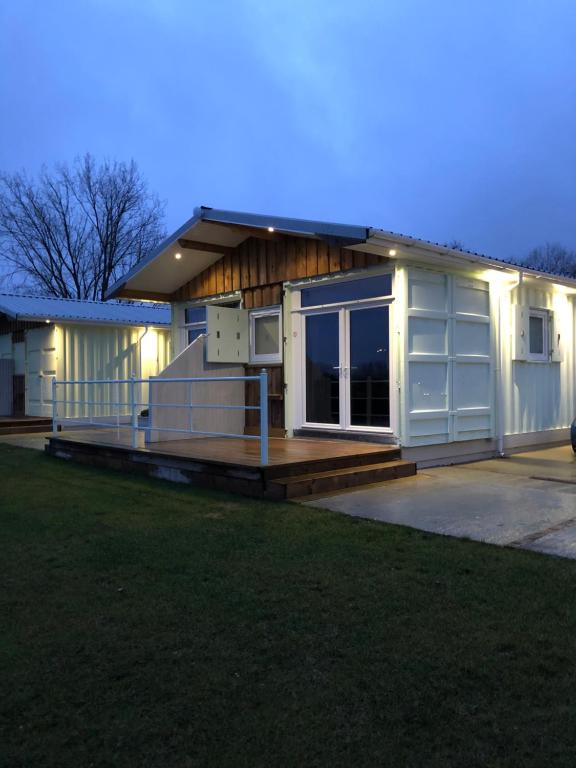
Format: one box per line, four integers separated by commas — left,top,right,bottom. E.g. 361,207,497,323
0,294,171,326
107,206,576,299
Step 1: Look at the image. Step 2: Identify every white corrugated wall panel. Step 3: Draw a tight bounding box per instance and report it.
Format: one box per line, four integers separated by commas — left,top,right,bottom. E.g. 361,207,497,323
401,266,492,447
55,324,171,420
502,283,575,436
25,326,57,417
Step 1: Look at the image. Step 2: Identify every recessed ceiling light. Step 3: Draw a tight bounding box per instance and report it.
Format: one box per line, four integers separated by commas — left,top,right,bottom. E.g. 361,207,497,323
174,252,182,260
267,226,275,233
389,248,397,257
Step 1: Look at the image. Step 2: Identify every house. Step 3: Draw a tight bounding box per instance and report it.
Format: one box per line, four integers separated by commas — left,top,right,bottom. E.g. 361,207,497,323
104,206,576,467
0,294,171,419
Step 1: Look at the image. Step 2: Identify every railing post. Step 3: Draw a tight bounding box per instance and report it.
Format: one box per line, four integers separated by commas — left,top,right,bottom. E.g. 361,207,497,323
259,368,269,466
130,374,138,448
189,380,193,434
51,377,58,435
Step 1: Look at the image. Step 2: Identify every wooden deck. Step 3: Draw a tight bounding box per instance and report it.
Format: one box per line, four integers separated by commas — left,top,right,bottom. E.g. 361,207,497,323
46,429,417,499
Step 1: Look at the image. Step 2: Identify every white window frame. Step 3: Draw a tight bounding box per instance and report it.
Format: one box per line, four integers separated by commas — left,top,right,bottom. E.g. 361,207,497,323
249,306,283,365
183,307,207,346
527,309,549,362
179,292,242,350
288,267,394,311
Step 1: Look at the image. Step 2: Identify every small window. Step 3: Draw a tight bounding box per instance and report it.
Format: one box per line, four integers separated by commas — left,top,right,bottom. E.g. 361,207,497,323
184,307,207,325
184,307,207,345
528,310,548,361
250,307,282,364
182,301,240,347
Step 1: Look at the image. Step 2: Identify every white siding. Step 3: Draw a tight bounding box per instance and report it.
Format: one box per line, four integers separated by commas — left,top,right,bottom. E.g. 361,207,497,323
57,324,171,419
401,266,492,447
501,282,575,437
398,262,575,454
25,326,57,417
24,323,171,418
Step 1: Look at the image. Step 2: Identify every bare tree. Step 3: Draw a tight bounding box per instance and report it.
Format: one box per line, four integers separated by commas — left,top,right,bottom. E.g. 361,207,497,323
523,243,576,278
443,239,466,251
0,154,165,300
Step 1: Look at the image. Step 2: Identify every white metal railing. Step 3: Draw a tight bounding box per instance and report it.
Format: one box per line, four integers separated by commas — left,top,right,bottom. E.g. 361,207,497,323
51,369,270,464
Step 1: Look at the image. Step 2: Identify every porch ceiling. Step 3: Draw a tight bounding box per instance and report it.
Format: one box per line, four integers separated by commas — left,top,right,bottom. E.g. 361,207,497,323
117,221,246,298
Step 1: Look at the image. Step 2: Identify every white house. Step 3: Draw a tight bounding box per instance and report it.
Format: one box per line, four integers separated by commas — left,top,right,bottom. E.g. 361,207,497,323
105,207,576,465
0,294,171,418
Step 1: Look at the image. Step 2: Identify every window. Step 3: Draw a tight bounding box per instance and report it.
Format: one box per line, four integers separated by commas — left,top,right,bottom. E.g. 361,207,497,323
528,310,548,361
184,306,207,345
182,300,241,346
250,307,282,364
300,274,392,308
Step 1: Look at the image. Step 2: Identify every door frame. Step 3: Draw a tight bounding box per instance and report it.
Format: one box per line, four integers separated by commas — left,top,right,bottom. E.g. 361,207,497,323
292,297,396,435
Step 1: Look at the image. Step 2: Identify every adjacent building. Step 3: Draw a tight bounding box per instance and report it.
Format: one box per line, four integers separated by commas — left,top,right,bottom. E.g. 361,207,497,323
0,294,171,418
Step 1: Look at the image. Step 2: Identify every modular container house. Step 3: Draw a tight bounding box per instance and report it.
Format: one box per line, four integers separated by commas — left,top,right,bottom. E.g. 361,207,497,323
106,207,576,466
0,294,171,418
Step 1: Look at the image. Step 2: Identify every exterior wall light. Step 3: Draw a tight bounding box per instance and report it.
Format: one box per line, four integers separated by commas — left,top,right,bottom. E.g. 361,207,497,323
174,252,182,260
267,227,275,233
389,249,397,256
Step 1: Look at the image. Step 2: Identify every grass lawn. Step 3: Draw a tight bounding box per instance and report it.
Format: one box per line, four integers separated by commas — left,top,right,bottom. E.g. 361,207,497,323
2,445,576,767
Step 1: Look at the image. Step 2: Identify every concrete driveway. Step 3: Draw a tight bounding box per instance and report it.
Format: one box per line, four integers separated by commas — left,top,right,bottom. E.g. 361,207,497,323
306,446,576,559
0,433,52,450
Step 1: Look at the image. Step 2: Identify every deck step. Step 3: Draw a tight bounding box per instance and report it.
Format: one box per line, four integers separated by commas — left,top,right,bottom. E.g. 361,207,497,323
263,447,402,480
0,418,53,435
269,459,417,499
0,424,53,435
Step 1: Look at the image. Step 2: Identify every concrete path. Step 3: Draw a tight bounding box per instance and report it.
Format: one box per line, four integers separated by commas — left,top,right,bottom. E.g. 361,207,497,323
0,433,51,451
306,446,576,560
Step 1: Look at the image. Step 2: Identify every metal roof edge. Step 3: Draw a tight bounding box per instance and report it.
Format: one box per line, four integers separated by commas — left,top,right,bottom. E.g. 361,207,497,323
0,293,171,326
201,207,369,240
106,206,576,300
16,316,171,328
368,229,576,288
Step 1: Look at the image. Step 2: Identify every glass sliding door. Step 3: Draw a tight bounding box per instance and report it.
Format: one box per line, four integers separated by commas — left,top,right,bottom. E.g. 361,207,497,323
305,312,340,425
349,306,390,428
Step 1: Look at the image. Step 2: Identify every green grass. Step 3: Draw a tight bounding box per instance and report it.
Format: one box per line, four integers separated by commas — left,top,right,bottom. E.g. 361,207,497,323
2,445,576,767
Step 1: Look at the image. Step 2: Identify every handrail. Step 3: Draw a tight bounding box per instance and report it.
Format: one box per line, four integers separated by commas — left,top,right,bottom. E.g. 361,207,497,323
51,369,270,465
54,375,262,385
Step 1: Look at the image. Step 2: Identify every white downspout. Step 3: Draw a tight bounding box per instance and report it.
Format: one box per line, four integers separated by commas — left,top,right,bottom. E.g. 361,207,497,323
496,270,522,457
136,325,150,379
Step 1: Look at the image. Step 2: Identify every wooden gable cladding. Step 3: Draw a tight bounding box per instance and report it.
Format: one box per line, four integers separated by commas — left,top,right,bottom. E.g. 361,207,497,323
171,235,387,304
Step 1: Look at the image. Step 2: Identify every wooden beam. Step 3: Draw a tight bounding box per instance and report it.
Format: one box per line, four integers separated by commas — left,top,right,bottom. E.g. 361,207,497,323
118,289,173,302
178,238,234,255
205,222,281,241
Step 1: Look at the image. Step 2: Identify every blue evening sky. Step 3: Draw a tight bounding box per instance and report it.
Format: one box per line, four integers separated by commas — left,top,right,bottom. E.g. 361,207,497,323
1,0,575,259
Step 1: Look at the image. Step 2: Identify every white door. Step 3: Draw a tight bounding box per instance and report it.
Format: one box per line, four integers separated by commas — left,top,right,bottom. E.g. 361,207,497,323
300,303,391,431
25,326,57,417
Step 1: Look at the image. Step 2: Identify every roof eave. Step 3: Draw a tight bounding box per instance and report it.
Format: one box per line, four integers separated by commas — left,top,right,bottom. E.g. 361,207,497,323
106,208,205,299
16,315,170,328
368,230,576,289
106,206,370,300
